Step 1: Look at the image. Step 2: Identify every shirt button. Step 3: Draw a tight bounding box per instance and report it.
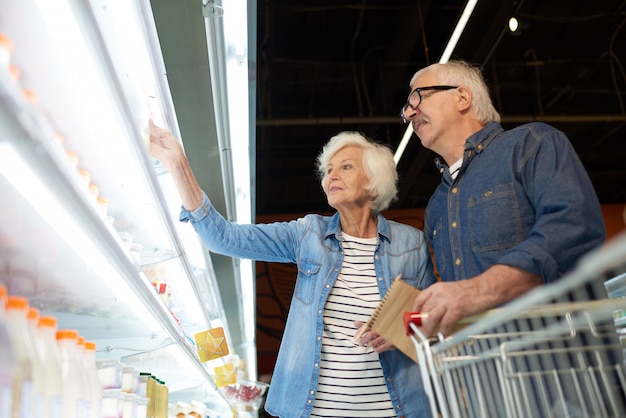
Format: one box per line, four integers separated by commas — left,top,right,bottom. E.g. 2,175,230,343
477,144,483,150
455,258,461,266
310,390,315,395
325,284,330,288
452,187,458,194
307,269,311,274
318,310,322,315
452,221,457,228
307,400,312,404
439,167,444,173
317,336,321,341
433,229,437,235
314,363,319,368
378,277,382,281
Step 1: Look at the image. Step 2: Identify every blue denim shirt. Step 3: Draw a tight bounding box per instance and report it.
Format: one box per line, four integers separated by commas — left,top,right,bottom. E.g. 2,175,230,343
425,121,606,283
180,192,437,418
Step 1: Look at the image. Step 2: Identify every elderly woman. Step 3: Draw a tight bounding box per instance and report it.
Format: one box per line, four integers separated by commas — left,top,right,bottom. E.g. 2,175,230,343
149,122,436,418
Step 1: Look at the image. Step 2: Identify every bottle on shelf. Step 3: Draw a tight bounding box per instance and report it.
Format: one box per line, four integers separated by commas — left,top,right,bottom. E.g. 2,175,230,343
56,329,87,418
26,306,46,416
5,295,37,418
0,284,14,418
154,379,168,418
37,315,63,418
76,336,94,415
83,340,102,418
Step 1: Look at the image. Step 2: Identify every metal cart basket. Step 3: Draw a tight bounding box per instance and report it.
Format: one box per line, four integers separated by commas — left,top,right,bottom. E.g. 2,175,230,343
410,232,626,418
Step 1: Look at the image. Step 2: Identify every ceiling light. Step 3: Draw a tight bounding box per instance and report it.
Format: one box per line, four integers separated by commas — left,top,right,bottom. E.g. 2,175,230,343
508,17,529,34
394,0,478,164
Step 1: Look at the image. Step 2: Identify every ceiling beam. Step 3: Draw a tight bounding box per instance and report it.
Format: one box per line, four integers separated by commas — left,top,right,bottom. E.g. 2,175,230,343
257,114,626,126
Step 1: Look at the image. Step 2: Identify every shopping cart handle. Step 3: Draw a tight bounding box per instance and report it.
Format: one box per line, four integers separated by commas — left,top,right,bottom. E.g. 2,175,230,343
403,311,428,335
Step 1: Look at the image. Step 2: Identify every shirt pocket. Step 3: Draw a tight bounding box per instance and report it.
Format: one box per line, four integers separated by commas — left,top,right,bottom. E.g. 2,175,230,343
468,182,524,253
294,259,322,304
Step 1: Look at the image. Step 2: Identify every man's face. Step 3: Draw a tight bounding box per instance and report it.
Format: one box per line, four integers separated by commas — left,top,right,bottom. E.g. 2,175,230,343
405,72,457,153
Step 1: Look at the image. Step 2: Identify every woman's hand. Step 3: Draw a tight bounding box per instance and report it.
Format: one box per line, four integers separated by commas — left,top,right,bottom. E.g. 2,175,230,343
148,119,185,169
354,321,394,353
147,119,204,211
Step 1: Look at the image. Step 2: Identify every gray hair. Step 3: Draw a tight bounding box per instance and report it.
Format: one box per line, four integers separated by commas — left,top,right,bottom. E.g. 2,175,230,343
410,60,501,124
316,132,398,213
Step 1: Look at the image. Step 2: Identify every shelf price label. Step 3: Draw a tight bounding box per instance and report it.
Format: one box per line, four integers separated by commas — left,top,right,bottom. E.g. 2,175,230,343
194,326,229,362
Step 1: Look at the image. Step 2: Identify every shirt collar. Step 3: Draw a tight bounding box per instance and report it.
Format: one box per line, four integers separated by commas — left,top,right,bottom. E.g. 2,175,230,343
324,212,391,243
464,121,503,155
434,121,503,175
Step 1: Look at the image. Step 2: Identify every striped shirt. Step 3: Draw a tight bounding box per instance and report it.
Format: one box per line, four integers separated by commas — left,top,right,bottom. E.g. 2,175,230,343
310,233,395,417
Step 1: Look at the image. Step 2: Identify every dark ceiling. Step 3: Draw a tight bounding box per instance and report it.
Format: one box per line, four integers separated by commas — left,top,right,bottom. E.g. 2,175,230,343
254,0,626,216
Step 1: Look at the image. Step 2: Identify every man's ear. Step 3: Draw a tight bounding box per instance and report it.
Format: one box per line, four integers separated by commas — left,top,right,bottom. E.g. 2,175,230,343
456,86,472,111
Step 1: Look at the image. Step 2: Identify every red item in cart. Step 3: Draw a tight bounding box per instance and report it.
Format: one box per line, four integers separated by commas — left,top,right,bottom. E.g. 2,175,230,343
403,311,428,335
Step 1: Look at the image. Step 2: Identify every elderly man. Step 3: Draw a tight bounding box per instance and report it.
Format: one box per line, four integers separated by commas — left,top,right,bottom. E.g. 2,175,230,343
401,60,606,337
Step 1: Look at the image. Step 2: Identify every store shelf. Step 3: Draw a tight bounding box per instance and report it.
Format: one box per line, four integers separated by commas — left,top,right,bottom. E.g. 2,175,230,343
0,0,233,409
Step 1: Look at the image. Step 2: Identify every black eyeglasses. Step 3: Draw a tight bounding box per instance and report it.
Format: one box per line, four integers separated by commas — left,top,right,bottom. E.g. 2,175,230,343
400,85,458,123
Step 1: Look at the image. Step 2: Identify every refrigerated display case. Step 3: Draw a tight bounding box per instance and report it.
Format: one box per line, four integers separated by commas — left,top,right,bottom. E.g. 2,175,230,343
0,0,245,413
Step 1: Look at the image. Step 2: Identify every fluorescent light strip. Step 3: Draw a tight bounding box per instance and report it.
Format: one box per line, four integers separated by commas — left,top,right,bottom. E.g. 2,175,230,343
394,0,478,164
439,0,478,64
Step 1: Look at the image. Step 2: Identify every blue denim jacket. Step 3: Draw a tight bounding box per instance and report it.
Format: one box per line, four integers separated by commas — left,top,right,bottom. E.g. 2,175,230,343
181,192,437,417
425,121,606,283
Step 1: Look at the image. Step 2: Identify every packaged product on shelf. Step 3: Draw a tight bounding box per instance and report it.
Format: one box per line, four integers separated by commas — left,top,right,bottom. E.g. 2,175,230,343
146,375,156,418
101,388,122,418
22,88,38,104
0,285,14,418
129,242,143,266
56,329,90,417
172,401,190,417
37,315,63,418
0,33,13,67
97,196,109,220
154,379,168,418
5,295,37,418
134,395,149,418
97,359,123,389
8,65,19,81
136,372,151,398
188,400,208,418
83,341,102,418
25,307,46,415
120,392,136,418
121,365,139,394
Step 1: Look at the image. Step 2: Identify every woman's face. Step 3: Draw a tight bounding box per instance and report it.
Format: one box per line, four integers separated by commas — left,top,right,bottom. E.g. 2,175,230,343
323,145,371,211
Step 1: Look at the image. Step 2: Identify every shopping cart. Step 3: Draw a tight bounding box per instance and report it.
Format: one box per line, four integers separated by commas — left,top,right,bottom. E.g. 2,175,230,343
409,232,626,418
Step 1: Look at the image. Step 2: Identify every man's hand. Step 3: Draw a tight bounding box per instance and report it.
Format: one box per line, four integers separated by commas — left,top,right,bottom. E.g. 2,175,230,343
411,280,481,337
412,265,542,337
